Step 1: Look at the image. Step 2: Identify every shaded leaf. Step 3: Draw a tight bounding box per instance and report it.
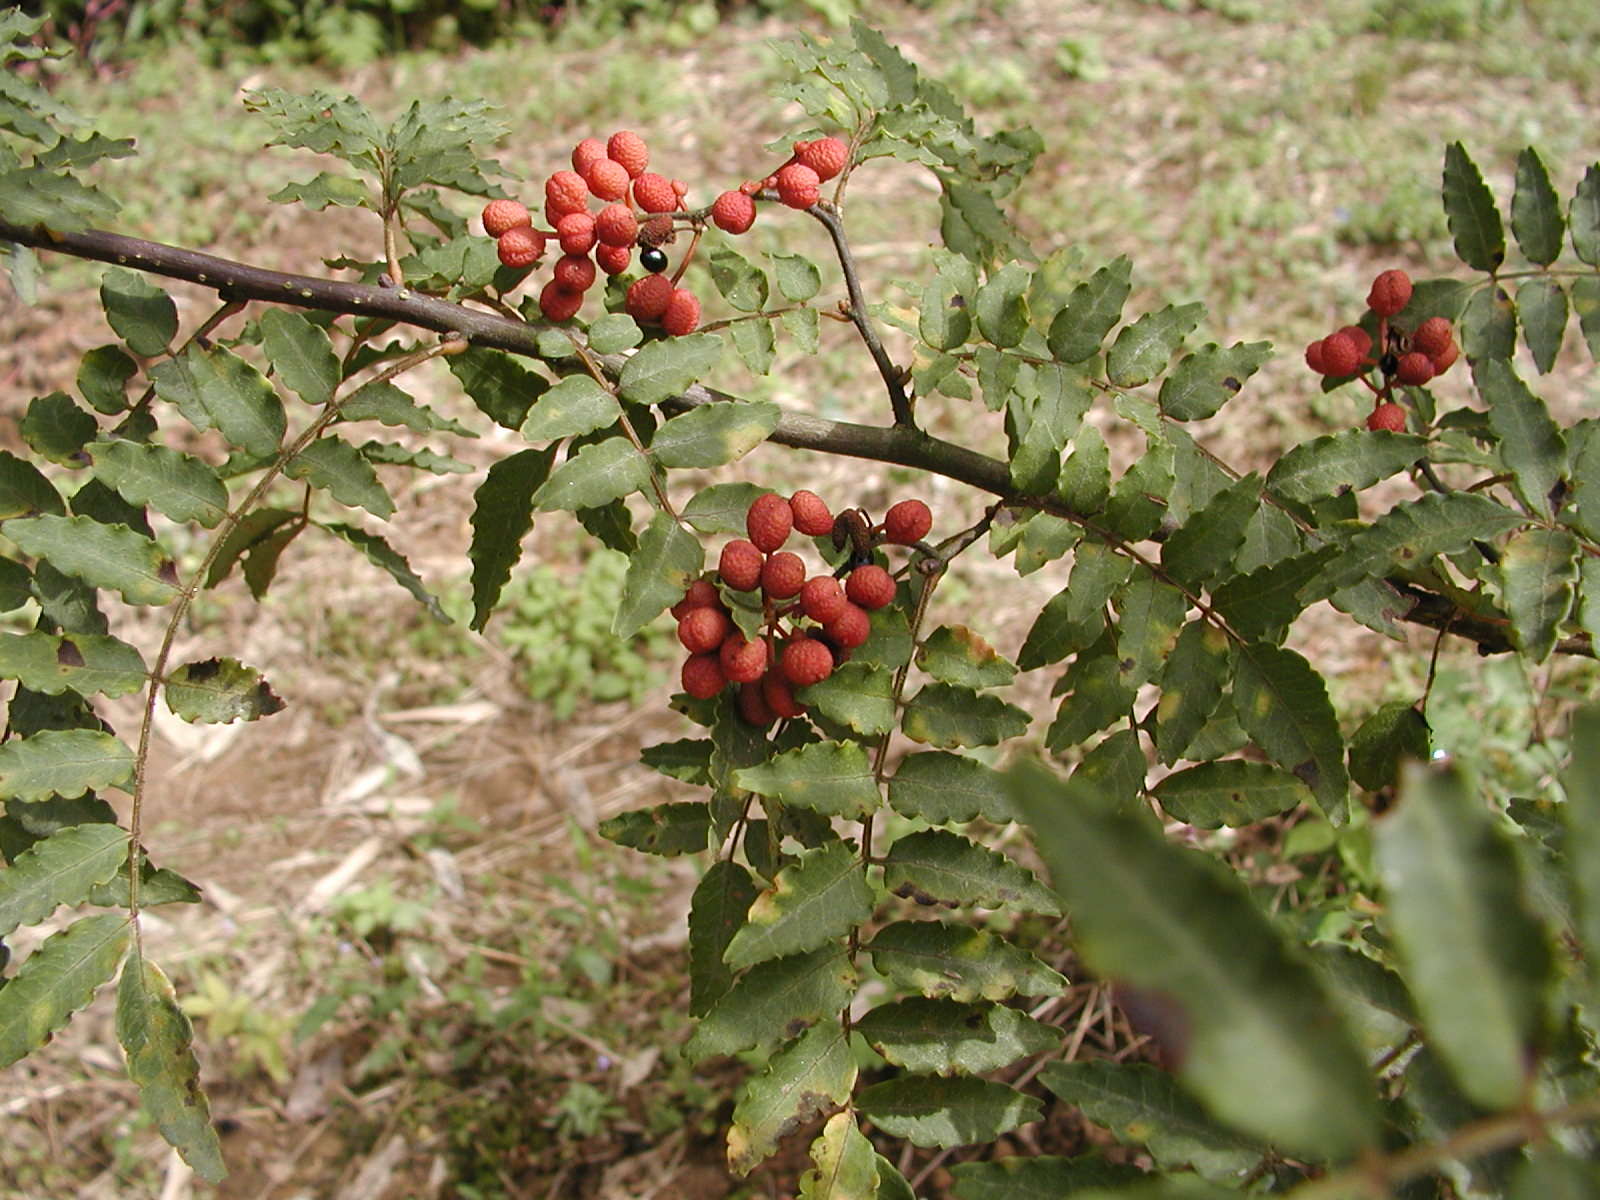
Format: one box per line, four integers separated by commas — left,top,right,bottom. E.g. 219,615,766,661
1046,256,1131,364
597,801,711,857
1233,642,1348,823
0,823,126,938
920,277,971,351
1576,276,1600,362
153,345,285,458
915,625,1016,689
1057,422,1109,513
769,252,822,302
1348,701,1431,792
338,379,474,436
1158,342,1270,422
1478,357,1566,515
1497,527,1578,662
883,829,1059,914
533,438,650,512
1045,649,1137,754
798,661,895,738
447,347,548,430
975,263,1030,348
1570,163,1600,266
1511,147,1564,266
886,752,1018,825
1106,302,1204,388
859,1076,1040,1150
1517,276,1568,375
1564,707,1600,1003
687,945,856,1061
1160,474,1260,588
1153,761,1312,828
1442,141,1505,271
868,919,1067,1003
0,449,65,518
613,512,702,638
727,1018,855,1177
284,436,394,519
1266,431,1426,506
730,319,776,375
318,523,446,621
21,391,96,464
4,513,178,606
618,334,722,405
735,741,880,820
651,401,780,469
1152,620,1230,765
682,482,766,535
1017,543,1129,671
0,912,130,1069
689,860,760,1018
76,344,138,415
100,268,176,357
1112,574,1188,692
950,1156,1143,1200
902,683,1029,749
466,446,555,631
723,841,873,970
259,308,338,407
857,997,1061,1076
89,440,229,528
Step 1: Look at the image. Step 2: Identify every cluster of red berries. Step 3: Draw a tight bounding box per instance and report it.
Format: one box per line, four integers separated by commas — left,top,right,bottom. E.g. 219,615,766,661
708,136,849,235
673,490,934,726
481,130,702,334
1303,269,1462,433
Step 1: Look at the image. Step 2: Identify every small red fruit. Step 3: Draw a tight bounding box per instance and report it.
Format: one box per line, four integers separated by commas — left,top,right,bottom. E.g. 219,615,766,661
1431,340,1460,374
1337,325,1373,359
572,138,607,174
539,280,584,322
747,492,794,553
789,490,833,537
583,157,631,202
762,672,805,719
661,287,700,335
625,274,675,322
595,204,639,248
824,602,871,650
1319,331,1364,377
799,575,847,624
482,198,532,237
719,633,769,684
1367,269,1413,318
794,137,848,182
846,564,896,610
633,172,678,214
1304,338,1328,375
678,606,733,654
670,579,721,619
1394,352,1435,386
781,637,835,687
760,551,806,600
595,243,633,276
556,211,597,256
737,681,776,727
497,226,546,268
545,170,590,217
606,130,649,178
718,539,764,591
552,253,597,292
1367,402,1407,433
682,653,726,700
712,190,757,234
775,162,821,209
1412,316,1454,358
883,498,932,545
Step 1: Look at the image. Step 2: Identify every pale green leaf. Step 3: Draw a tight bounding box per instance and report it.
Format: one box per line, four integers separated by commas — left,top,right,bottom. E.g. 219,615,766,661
338,379,475,437
4,513,178,606
1153,761,1312,828
0,630,147,698
798,661,895,738
799,1112,877,1200
519,374,620,442
0,912,130,1069
618,334,722,405
727,1018,855,1176
612,512,702,638
723,841,873,970
1265,431,1427,506
868,919,1067,1003
152,345,285,459
1106,302,1204,388
259,308,338,406
0,728,134,801
1158,342,1271,422
708,245,770,312
164,657,284,724
533,439,650,512
735,741,880,820
975,263,1030,348
902,683,1029,749
914,625,1016,689
857,1076,1040,1149
1497,527,1578,662
682,482,767,535
284,436,395,519
769,252,821,302
0,823,127,938
89,440,229,528
650,401,780,469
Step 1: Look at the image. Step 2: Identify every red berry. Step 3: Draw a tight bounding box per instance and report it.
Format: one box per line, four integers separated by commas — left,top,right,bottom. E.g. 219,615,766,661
671,179,688,198
737,681,776,727
1431,340,1460,375
682,653,726,700
556,212,597,256
1395,352,1435,386
572,137,607,174
789,490,833,537
781,637,835,687
606,130,649,178
633,172,678,214
661,287,700,335
539,280,584,322
1367,269,1413,318
719,633,769,684
584,157,631,202
762,672,805,719
1319,332,1364,377
883,498,932,545
775,162,821,209
552,253,597,292
497,226,546,268
846,563,896,610
545,170,590,217
670,578,721,619
799,575,847,624
678,606,733,654
1367,402,1407,433
1337,325,1373,360
824,602,871,650
1304,338,1328,375
747,492,794,553
761,551,806,600
625,274,675,322
594,204,638,248
482,198,532,237
712,190,757,234
718,539,764,591
1412,316,1454,358
595,243,633,275
794,136,848,182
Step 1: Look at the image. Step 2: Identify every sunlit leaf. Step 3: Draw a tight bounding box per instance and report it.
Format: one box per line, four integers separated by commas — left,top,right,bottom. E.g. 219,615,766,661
1106,302,1204,388
1442,141,1505,271
915,625,1016,690
618,333,722,405
0,630,147,698
857,996,1060,1077
164,658,284,724
902,683,1029,749
1158,342,1270,422
798,661,895,738
798,1111,877,1200
533,438,650,512
152,345,285,459
651,401,780,469
1113,573,1188,693
736,741,880,820
726,1018,855,1176
0,823,126,938
259,308,338,407
689,860,760,1018
1153,761,1312,828
0,912,130,1069
868,919,1066,1003
519,374,620,442
883,829,1059,914
1511,147,1564,266
1265,431,1426,506
723,841,873,970
975,263,1030,348
613,512,703,638
687,944,856,1061
1046,256,1131,364
4,513,178,606
89,440,229,528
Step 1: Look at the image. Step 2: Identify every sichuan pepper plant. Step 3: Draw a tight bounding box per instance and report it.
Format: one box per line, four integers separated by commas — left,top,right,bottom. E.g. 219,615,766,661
3,8,1600,1194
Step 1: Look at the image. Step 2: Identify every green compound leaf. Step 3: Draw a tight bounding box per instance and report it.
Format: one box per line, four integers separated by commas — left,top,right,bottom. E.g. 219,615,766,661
886,752,1018,825
116,955,226,1182
689,860,760,1018
1152,761,1312,828
152,345,285,459
259,307,338,407
1511,147,1565,266
0,449,66,518
868,919,1067,1003
597,801,711,857
1113,573,1188,693
1158,342,1271,422
769,251,821,302
798,660,895,738
1377,763,1553,1109
729,320,776,375
0,911,130,1069
0,730,134,801
1233,642,1348,824
0,631,147,699
1477,357,1567,515
613,512,703,639
448,347,548,430
1460,282,1516,360
533,438,650,513
1106,302,1204,389
723,841,873,971
1018,543,1132,671
735,740,880,820
799,1112,877,1200
915,625,1017,690
318,522,446,622
1517,277,1569,376
921,276,971,351
1160,474,1260,589
338,379,475,437
100,267,176,357
1039,1060,1265,1182
0,822,127,939
1011,760,1380,1161
1442,141,1505,271
975,263,1030,348
686,944,857,1061
708,245,770,312
727,1018,855,1177
1497,527,1578,663
1046,255,1132,364
618,333,723,406
22,391,98,465
650,400,780,469
902,683,1029,750
1153,620,1231,765
883,829,1059,914
639,738,711,785
284,436,395,520
4,513,178,606
857,1076,1041,1149
466,446,556,631
163,657,285,724
949,1157,1144,1200
857,997,1061,1076
77,344,139,415
1572,164,1600,266
89,440,229,529
519,374,620,442
1265,430,1427,506
1347,701,1432,792
682,482,766,535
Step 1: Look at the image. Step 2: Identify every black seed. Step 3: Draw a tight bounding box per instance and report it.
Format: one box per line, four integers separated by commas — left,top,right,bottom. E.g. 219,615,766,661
640,247,668,273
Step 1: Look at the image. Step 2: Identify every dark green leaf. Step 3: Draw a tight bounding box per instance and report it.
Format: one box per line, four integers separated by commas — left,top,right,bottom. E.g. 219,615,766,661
870,919,1066,1003
259,308,338,406
284,436,395,519
76,345,138,415
799,661,895,738
618,334,722,405
1153,761,1312,828
1348,701,1431,792
1112,574,1188,693
857,1076,1040,1149
533,439,650,512
975,263,1030,348
1160,475,1259,589
1233,642,1349,823
89,441,229,528
1575,276,1600,362
318,523,446,621
883,829,1059,914
857,997,1060,1076
1517,277,1568,375
735,741,880,820
1477,357,1566,514
0,912,130,1069
447,347,548,430
1460,283,1516,360
21,391,96,464
681,482,767,535
267,170,367,210
638,737,711,785
1057,422,1110,514
3,514,178,606
1047,256,1131,364
950,1157,1144,1200
204,508,299,593
651,401,780,469
1153,620,1231,765
356,441,469,476
612,512,702,638
339,380,474,437
519,374,620,442
1266,431,1427,506
723,841,873,970
153,345,285,458
886,752,1018,824
1045,649,1137,753
1442,141,1505,271
915,625,1016,689
1106,302,1204,389
100,268,176,357
1511,148,1564,266
0,823,126,939
1497,527,1578,662
1017,543,1130,670
164,657,284,724
1570,164,1600,266
1158,342,1271,422
687,944,856,1060
689,860,760,1018
0,630,147,698
467,446,555,631
902,683,1029,749
1512,1149,1600,1200
597,801,711,857
727,1018,855,1176
0,449,64,518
